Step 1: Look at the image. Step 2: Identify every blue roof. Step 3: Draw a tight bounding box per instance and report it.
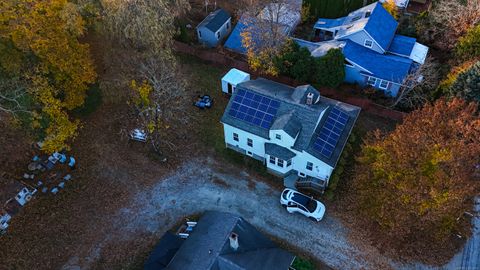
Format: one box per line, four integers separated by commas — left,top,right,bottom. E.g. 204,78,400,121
343,41,412,83
314,17,346,29
224,20,248,54
364,3,398,51
198,9,231,32
388,34,416,56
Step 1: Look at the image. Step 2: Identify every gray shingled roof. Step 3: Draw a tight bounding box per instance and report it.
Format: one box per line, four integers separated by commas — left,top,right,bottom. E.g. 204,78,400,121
265,143,296,160
270,111,301,138
144,232,183,270
197,9,231,33
220,78,360,168
164,211,294,270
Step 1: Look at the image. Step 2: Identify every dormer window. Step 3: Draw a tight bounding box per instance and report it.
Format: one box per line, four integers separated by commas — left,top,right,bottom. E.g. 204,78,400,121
364,39,373,48
276,134,282,140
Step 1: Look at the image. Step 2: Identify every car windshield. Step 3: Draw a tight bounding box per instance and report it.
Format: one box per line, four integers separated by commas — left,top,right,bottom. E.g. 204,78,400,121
292,193,317,212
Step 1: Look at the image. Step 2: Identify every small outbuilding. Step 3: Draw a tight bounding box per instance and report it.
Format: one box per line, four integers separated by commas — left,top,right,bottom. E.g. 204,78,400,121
221,68,250,94
196,8,232,48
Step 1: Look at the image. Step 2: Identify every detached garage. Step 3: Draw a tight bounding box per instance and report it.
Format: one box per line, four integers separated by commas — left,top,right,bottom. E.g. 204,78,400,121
221,68,250,94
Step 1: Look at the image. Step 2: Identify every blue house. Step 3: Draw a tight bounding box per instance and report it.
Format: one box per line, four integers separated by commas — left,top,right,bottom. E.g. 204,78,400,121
300,1,428,96
196,9,232,48
225,2,301,54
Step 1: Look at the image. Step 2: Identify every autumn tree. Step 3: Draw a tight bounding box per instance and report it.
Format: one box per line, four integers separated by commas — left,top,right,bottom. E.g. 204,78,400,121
352,98,480,257
448,61,480,106
130,59,189,154
241,0,301,75
382,0,398,19
455,24,480,61
416,0,480,51
0,0,96,152
392,56,441,110
101,0,189,57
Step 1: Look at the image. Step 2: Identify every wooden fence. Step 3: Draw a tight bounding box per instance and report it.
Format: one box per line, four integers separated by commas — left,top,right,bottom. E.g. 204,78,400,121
174,41,406,121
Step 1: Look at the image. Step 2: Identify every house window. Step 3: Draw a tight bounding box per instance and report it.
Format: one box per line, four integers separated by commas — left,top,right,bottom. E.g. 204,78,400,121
299,172,306,177
277,159,284,167
275,134,282,140
379,80,389,90
287,159,292,167
216,32,220,40
247,138,253,147
233,133,239,142
367,76,377,86
364,39,373,48
306,162,313,171
269,156,276,164
198,30,202,38
247,151,253,156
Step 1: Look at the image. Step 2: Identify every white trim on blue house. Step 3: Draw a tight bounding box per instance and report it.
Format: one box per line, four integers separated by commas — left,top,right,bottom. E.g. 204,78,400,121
345,57,373,74
363,30,386,53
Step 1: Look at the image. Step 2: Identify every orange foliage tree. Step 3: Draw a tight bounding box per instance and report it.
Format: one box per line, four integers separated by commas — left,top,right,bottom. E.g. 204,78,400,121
352,98,480,255
0,0,96,152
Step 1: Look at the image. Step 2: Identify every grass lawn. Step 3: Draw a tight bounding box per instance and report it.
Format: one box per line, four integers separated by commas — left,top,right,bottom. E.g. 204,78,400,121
305,0,376,18
178,54,272,178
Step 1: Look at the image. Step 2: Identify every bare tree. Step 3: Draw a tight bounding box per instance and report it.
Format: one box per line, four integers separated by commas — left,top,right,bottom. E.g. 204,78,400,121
0,77,31,119
130,58,190,154
101,0,189,56
417,0,480,51
240,0,301,75
392,56,441,109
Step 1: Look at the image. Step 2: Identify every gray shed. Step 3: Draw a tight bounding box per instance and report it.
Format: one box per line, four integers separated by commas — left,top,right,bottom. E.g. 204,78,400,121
196,9,232,48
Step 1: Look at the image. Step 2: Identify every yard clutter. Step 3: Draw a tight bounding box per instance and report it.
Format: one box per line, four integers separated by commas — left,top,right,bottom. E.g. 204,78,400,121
0,148,77,235
193,95,213,109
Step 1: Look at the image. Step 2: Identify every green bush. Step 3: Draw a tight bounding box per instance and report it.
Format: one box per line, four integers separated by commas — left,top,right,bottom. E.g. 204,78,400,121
455,25,480,61
449,61,480,106
275,41,345,87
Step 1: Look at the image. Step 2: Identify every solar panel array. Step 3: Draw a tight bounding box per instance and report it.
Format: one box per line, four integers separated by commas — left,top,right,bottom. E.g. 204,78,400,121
228,89,280,129
313,107,349,158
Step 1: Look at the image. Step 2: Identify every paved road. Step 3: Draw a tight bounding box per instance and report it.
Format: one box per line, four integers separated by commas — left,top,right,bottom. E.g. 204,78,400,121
63,159,479,269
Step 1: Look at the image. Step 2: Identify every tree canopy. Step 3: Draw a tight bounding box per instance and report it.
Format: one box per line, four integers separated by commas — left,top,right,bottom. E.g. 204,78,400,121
274,40,345,88
0,0,96,152
449,61,480,106
455,24,480,61
352,98,480,254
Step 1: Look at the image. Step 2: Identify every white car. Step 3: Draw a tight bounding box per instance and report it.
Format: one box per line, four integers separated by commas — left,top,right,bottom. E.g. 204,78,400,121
280,188,326,222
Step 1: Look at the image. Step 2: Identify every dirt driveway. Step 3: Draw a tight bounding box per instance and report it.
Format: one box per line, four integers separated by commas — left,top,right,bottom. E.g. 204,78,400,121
61,157,393,270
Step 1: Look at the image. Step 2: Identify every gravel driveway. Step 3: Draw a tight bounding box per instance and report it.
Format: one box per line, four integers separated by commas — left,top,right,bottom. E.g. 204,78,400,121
62,159,479,270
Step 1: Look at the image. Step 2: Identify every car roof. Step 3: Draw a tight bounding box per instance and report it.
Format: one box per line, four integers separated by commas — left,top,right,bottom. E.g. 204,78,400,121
291,192,310,207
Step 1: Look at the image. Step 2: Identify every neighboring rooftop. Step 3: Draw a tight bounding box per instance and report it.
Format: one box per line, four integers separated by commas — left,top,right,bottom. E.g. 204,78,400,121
145,211,295,270
314,2,398,51
387,34,416,57
343,40,413,83
221,78,360,167
197,9,231,32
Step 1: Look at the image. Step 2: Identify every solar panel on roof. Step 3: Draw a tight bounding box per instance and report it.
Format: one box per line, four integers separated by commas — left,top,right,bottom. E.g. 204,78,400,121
313,107,349,158
228,89,280,129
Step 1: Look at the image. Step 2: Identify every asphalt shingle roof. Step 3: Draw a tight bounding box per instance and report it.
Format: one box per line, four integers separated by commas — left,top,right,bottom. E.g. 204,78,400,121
197,9,231,33
221,78,360,167
314,16,347,29
265,143,296,160
387,34,416,57
164,211,294,270
363,3,398,51
270,111,301,138
343,40,413,83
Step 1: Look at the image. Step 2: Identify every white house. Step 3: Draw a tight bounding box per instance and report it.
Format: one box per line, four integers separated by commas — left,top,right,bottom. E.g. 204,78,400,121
221,74,360,192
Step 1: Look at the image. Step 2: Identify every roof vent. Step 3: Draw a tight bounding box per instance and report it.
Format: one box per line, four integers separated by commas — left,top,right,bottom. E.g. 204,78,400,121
306,92,314,105
229,232,239,251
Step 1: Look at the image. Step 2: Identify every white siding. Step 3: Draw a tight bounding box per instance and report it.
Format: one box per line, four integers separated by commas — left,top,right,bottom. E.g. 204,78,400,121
268,130,296,148
223,123,268,157
292,151,333,180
